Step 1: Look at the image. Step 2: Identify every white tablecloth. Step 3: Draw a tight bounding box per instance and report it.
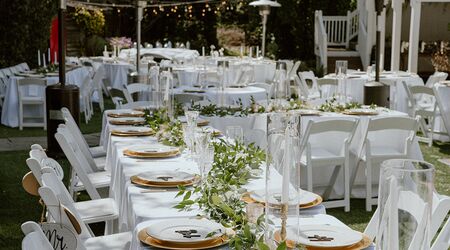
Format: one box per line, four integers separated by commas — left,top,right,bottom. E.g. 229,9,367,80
119,48,199,63
324,73,424,113
102,62,134,89
1,67,90,127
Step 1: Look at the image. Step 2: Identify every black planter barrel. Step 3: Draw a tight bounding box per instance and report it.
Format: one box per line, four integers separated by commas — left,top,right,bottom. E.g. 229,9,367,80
46,84,79,157
364,81,390,108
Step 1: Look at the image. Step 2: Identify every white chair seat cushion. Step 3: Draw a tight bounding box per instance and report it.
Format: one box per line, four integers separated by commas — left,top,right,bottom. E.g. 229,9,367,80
75,171,110,189
89,146,106,158
21,97,45,103
362,146,405,160
94,157,106,170
74,198,118,224
83,231,132,250
300,148,343,164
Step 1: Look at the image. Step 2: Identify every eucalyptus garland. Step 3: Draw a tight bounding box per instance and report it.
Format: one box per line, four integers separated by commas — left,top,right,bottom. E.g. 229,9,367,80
157,120,185,147
143,108,170,131
173,139,281,249
317,97,376,112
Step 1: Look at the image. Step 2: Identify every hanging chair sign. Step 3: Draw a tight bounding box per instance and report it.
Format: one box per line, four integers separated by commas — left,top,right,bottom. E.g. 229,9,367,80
41,223,77,250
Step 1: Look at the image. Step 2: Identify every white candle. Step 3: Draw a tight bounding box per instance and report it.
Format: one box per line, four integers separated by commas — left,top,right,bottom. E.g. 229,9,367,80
38,50,41,66
256,46,260,58
202,46,205,57
48,48,50,62
164,75,170,101
104,45,107,52
42,54,46,67
54,51,57,64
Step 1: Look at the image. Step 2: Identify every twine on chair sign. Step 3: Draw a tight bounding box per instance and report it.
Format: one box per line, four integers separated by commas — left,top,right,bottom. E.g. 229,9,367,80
40,202,78,250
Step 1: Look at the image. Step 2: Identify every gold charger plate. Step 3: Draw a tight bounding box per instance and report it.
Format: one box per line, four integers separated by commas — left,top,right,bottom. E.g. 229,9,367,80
341,110,378,116
241,192,323,209
109,119,146,125
275,231,372,250
107,112,145,118
130,175,199,188
111,130,154,137
123,148,180,158
138,228,228,250
197,120,209,127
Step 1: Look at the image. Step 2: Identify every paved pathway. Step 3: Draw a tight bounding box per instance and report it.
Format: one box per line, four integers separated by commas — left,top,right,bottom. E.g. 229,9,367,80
0,133,101,151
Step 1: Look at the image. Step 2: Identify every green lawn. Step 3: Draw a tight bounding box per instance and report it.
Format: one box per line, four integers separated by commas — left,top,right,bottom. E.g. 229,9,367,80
0,98,114,138
0,141,448,249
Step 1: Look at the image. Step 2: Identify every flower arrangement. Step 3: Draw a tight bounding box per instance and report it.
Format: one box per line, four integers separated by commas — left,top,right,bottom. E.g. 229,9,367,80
71,7,105,36
157,120,185,147
431,41,450,72
108,37,133,49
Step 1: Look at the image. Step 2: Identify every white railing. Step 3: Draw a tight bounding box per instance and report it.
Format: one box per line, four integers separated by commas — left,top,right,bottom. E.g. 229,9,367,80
321,10,359,48
315,10,328,73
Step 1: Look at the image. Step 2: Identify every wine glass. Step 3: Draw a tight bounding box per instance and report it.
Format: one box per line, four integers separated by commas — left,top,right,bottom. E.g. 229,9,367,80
226,126,244,143
185,110,199,127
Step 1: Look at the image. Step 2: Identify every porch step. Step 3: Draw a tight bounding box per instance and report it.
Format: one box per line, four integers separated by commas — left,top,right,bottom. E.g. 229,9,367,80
327,48,360,57
327,56,363,73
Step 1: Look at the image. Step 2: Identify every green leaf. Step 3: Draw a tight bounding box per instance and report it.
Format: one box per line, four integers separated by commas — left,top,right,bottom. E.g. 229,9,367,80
276,241,287,250
256,241,270,250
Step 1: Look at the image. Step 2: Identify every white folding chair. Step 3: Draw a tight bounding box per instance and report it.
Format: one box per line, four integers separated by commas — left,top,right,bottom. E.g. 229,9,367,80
91,66,106,112
287,61,301,81
299,118,359,211
0,77,8,107
425,71,448,88
124,83,151,103
431,215,450,250
80,75,94,123
174,93,204,106
356,116,419,211
38,186,131,249
41,168,119,235
61,107,106,158
317,78,339,99
17,78,47,130
403,82,440,146
9,66,19,74
21,221,53,250
55,124,110,200
295,73,320,100
17,62,30,71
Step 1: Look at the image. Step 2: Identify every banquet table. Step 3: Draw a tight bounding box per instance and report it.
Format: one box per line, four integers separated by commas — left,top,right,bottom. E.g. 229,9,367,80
324,71,424,113
174,86,267,107
1,66,91,127
102,62,135,89
119,48,200,63
98,109,385,249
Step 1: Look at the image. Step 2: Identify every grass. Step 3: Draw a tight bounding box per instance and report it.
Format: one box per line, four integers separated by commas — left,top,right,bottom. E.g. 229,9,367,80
0,98,114,138
0,128,448,248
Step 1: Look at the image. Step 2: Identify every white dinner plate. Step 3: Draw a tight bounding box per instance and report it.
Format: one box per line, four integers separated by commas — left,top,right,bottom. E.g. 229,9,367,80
250,188,317,206
112,126,152,133
127,144,178,154
288,224,362,248
146,218,225,243
343,108,378,115
136,170,195,184
109,117,145,123
108,109,145,117
289,109,321,116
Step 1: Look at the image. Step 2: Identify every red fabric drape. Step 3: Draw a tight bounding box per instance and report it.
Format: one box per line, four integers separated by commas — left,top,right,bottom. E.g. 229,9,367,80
50,17,58,63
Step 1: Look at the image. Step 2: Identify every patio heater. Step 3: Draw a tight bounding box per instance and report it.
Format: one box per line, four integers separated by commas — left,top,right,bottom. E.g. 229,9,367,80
249,0,281,58
364,0,390,107
46,0,79,157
